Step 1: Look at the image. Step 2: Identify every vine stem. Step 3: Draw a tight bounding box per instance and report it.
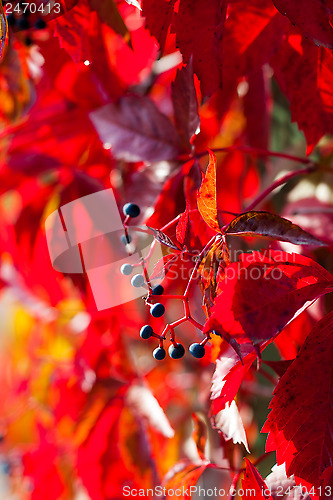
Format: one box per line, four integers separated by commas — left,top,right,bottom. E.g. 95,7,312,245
195,146,314,165
244,165,317,212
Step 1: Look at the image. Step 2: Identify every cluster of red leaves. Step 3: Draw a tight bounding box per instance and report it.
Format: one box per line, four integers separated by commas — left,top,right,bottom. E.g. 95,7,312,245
0,0,333,499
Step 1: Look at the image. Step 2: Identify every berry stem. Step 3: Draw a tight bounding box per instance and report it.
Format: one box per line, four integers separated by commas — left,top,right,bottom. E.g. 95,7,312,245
244,165,317,212
188,317,204,330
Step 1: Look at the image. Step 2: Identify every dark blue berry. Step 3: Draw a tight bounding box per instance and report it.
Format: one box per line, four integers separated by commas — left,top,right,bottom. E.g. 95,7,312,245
150,303,165,318
35,18,47,29
121,234,132,245
131,274,145,288
140,325,153,339
189,343,205,358
153,347,166,360
152,285,164,295
123,203,140,218
121,263,133,276
169,343,185,359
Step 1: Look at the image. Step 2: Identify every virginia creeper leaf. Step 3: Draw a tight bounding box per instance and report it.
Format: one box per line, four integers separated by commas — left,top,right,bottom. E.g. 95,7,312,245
171,59,200,148
204,250,333,347
125,0,142,10
263,310,333,489
163,461,210,499
198,237,229,315
163,462,232,500
265,464,311,500
175,0,226,98
147,226,181,250
125,383,175,438
242,460,274,500
225,211,326,246
272,0,333,49
271,37,333,152
142,0,176,52
214,400,249,452
176,205,190,246
89,96,182,162
197,151,221,233
89,0,132,47
211,343,257,414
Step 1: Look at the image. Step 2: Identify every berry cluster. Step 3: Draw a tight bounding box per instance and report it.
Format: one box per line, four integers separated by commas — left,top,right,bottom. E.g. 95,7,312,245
120,203,210,361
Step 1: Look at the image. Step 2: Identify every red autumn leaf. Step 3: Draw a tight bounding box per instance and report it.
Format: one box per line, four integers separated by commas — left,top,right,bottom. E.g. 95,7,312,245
89,0,132,46
243,68,270,150
163,461,210,499
163,461,232,500
225,211,326,246
142,0,176,52
263,310,333,490
273,309,317,360
171,59,200,148
176,204,190,246
204,250,333,347
214,399,249,452
271,36,333,152
175,0,226,98
242,459,274,500
211,342,257,414
197,151,221,233
220,0,285,101
23,439,67,500
89,96,182,162
272,0,333,49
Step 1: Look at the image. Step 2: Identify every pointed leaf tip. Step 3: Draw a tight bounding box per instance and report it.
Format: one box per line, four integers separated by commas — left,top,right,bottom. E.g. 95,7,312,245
225,211,327,246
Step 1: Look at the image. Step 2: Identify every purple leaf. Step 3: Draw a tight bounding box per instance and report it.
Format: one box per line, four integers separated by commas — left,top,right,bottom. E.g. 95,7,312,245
89,96,182,162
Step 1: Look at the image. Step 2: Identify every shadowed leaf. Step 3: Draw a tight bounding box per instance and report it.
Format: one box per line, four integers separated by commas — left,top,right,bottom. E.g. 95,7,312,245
225,211,326,246
272,0,333,49
204,250,333,347
147,226,180,250
263,310,333,490
242,460,273,500
171,59,200,148
90,96,182,162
